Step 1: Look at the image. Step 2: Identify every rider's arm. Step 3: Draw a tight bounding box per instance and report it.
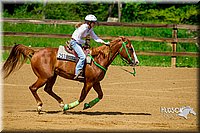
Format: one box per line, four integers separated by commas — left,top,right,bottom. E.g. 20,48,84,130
90,30,106,44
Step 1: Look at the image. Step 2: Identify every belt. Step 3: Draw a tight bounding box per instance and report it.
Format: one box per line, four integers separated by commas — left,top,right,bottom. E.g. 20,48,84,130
71,38,82,46
71,38,76,41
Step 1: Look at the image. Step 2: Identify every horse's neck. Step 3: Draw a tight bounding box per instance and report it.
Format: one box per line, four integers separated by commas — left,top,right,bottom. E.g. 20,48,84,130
106,42,122,66
91,41,121,68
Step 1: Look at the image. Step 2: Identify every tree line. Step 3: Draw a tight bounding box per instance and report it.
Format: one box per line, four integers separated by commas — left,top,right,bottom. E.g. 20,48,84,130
3,2,199,24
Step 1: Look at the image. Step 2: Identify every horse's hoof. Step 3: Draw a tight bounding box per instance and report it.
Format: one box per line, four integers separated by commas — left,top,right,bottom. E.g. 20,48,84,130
59,102,65,109
63,104,69,111
83,103,90,110
37,106,42,114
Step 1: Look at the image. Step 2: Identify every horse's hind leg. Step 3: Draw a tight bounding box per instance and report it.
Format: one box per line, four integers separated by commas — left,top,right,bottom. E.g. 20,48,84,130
44,74,64,109
29,78,47,113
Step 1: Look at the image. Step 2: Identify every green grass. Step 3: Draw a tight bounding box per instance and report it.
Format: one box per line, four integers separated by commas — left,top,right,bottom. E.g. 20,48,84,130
3,36,66,47
2,22,199,68
176,56,199,68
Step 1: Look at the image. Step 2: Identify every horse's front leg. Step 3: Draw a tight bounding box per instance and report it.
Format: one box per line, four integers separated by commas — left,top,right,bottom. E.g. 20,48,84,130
63,82,93,111
83,82,103,110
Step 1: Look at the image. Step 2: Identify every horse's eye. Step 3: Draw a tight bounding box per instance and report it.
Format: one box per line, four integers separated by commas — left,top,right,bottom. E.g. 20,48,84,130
129,48,133,52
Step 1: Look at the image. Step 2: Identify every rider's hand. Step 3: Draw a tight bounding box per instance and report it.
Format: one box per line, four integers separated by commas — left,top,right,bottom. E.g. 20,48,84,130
83,43,90,50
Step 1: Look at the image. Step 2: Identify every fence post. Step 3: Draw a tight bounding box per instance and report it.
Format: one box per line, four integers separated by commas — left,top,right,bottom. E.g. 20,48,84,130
171,24,178,67
118,0,122,22
42,0,47,20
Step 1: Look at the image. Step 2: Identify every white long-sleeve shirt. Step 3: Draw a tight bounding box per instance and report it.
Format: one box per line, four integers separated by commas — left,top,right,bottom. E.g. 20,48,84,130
71,23,105,45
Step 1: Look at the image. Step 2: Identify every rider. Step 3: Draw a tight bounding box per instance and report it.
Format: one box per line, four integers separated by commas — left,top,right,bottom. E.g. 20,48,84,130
70,14,110,79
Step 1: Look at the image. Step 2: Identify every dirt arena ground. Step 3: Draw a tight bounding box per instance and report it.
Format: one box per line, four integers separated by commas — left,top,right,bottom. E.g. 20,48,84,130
2,64,199,132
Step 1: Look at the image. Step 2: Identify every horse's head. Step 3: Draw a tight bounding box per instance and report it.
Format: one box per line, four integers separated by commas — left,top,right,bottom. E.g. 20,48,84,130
178,106,196,119
90,36,139,71
118,36,139,66
188,107,196,115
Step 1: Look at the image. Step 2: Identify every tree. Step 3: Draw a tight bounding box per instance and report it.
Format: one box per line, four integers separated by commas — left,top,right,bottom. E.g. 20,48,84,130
2,2,199,24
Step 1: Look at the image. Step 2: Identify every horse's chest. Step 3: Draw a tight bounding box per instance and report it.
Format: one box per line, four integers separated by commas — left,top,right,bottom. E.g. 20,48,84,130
98,72,106,81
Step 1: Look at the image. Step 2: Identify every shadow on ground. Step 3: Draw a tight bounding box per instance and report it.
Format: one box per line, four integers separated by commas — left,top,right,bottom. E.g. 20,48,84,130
22,110,151,116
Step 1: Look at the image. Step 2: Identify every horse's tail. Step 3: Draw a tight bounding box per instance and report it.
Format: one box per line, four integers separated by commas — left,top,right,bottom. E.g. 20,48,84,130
2,44,35,79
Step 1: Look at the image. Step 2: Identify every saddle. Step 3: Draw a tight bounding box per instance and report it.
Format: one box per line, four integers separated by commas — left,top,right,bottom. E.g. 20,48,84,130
57,44,92,64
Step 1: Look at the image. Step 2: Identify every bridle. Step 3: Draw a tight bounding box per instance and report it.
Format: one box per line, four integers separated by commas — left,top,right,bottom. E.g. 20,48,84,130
118,41,137,76
119,41,135,65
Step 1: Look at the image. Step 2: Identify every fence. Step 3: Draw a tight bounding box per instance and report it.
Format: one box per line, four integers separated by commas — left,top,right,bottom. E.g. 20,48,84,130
2,18,200,67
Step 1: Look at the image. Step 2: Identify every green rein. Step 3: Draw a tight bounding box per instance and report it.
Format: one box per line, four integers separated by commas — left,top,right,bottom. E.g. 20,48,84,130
88,54,107,73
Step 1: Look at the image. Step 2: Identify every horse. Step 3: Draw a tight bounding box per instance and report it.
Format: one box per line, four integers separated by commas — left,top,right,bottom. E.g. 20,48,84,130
177,106,196,119
3,36,139,113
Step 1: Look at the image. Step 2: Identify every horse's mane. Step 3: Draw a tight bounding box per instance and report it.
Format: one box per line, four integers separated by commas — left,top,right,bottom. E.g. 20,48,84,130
90,45,109,58
90,37,122,57
75,22,84,28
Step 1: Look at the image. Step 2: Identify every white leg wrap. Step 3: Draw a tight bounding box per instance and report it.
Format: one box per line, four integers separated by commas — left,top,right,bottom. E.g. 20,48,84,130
37,106,42,112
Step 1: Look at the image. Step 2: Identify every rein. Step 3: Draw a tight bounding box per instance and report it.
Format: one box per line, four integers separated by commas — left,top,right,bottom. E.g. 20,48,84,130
88,54,107,73
121,67,136,77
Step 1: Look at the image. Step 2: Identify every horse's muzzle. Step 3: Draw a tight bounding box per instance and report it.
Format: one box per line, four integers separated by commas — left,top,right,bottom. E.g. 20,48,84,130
130,60,139,66
135,60,139,66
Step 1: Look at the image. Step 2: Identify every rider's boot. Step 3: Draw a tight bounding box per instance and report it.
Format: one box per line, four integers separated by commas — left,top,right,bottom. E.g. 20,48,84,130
74,69,84,79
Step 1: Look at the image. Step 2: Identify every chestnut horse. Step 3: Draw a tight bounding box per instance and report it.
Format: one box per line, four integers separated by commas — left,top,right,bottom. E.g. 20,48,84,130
3,36,139,113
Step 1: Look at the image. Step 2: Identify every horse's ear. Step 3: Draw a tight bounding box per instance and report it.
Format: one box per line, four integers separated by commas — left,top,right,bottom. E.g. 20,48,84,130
119,36,126,42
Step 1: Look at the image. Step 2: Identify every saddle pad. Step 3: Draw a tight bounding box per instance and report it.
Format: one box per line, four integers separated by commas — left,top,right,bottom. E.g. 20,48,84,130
57,45,91,64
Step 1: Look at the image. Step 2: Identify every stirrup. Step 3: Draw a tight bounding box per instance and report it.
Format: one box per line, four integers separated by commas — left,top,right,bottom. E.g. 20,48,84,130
74,75,84,80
